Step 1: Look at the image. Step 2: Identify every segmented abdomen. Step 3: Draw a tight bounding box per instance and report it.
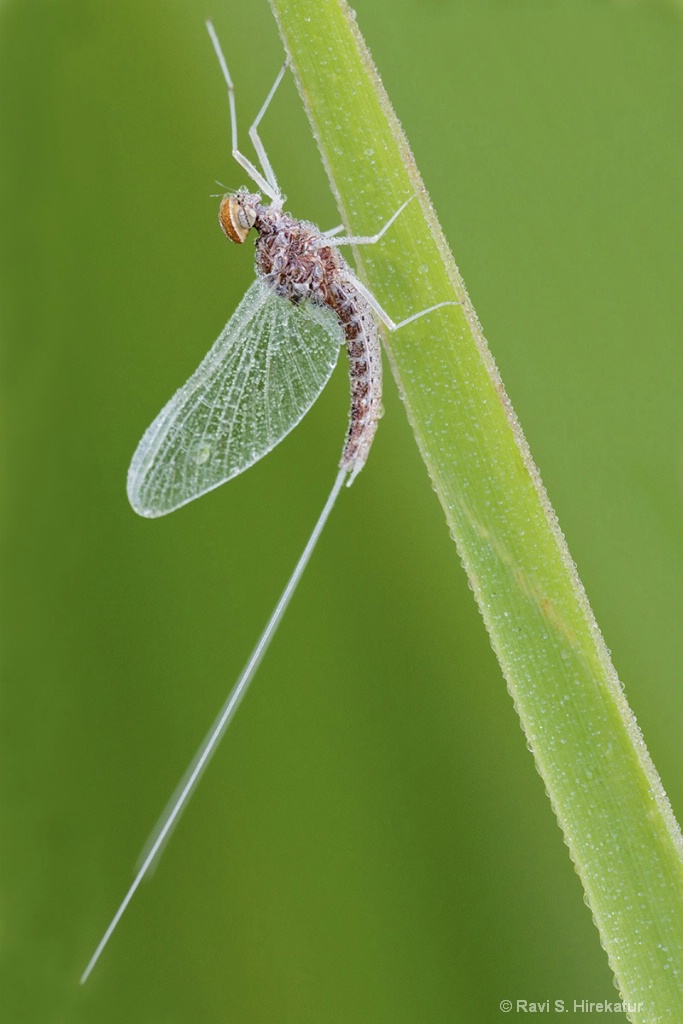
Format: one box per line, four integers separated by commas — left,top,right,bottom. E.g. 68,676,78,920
329,279,382,482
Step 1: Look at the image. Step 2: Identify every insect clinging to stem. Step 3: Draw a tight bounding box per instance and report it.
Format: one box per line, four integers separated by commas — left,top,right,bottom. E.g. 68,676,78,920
81,20,458,983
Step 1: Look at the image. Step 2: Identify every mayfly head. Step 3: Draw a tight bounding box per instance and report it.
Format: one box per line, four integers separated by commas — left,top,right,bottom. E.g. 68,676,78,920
219,189,261,244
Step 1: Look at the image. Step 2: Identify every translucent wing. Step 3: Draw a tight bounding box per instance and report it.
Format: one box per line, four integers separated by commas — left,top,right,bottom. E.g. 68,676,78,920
127,280,344,517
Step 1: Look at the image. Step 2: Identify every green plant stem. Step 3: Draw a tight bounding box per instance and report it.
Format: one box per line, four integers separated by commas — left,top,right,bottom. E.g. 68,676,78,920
268,0,683,1017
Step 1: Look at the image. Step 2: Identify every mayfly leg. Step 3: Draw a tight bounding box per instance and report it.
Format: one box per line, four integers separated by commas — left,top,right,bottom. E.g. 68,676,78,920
206,20,283,203
326,195,415,248
326,196,461,329
349,270,460,333
248,62,287,199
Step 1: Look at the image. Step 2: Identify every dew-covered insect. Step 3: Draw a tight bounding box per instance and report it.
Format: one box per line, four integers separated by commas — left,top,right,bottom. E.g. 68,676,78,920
81,21,456,983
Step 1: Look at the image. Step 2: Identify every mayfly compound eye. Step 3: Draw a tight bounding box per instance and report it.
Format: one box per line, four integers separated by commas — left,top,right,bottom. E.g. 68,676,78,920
219,193,257,243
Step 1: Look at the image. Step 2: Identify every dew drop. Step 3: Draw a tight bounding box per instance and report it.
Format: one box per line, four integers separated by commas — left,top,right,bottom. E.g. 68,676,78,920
194,443,211,465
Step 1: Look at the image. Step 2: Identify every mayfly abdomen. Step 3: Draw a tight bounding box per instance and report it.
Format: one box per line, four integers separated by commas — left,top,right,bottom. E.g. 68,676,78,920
330,280,382,480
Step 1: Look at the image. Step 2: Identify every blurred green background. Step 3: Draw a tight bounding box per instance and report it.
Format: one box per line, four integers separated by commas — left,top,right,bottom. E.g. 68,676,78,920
2,0,683,1021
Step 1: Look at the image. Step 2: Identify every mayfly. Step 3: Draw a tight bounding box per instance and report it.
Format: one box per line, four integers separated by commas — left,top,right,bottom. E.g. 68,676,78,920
81,21,456,982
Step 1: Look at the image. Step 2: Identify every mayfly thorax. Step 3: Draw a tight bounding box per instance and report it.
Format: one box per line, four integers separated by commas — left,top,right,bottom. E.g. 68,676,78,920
81,20,457,983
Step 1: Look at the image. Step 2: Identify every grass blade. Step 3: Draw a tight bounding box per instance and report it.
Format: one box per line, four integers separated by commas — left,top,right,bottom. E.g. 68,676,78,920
268,0,683,1016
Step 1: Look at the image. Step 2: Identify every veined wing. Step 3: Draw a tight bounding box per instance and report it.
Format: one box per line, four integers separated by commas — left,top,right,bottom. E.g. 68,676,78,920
127,280,344,517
